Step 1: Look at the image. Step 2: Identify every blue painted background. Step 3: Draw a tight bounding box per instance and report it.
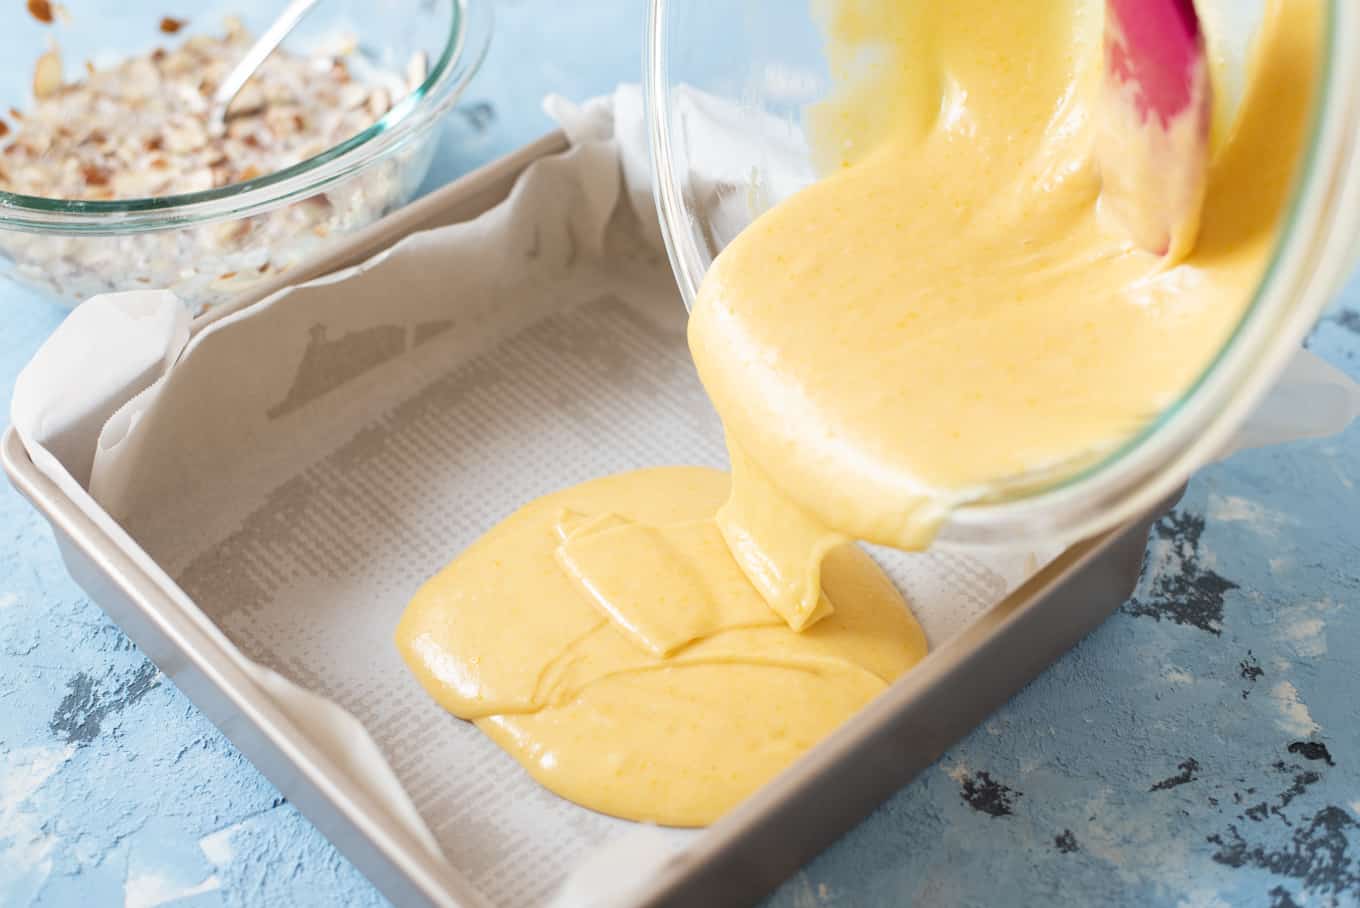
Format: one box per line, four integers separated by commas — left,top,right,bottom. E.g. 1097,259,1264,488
2,1,1358,905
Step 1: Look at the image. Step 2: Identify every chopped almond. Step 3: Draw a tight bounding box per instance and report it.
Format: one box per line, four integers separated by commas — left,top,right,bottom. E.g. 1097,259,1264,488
27,0,54,25
33,47,63,100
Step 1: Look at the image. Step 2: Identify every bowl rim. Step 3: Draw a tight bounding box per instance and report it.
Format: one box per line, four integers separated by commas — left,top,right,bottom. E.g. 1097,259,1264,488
646,0,1360,546
0,0,492,233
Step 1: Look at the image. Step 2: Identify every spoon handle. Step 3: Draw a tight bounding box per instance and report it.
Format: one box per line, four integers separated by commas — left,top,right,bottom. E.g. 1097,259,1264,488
1098,0,1212,261
211,0,325,128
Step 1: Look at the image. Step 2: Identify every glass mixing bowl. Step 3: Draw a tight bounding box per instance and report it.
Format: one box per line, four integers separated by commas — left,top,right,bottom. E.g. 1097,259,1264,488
646,0,1360,547
0,0,490,312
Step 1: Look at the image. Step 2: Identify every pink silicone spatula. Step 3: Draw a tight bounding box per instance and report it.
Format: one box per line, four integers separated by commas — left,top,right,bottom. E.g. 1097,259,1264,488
1098,0,1212,261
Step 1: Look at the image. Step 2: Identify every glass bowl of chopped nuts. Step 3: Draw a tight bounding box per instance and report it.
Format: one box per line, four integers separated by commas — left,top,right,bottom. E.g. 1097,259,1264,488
0,0,491,311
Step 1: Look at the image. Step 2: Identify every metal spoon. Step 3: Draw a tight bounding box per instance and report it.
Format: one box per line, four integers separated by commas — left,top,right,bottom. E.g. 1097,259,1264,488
209,0,323,134
1097,0,1212,262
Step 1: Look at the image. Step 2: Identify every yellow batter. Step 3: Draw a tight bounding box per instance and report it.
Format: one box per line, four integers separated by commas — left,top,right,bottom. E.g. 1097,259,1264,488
398,0,1322,827
396,468,927,826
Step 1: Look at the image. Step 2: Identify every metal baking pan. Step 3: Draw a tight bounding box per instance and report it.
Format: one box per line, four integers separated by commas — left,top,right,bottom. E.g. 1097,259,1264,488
3,131,1176,908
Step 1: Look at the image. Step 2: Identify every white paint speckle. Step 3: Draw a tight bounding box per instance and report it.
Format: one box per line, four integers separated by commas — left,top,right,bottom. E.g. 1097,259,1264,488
2,744,73,805
0,592,17,609
945,763,970,783
0,744,75,903
1136,524,1222,597
1268,558,1292,574
124,870,220,908
1285,617,1326,639
1276,600,1334,658
1270,681,1319,737
1351,801,1360,817
1282,617,1327,658
1206,495,1295,533
1163,667,1195,685
198,824,238,866
1177,890,1232,908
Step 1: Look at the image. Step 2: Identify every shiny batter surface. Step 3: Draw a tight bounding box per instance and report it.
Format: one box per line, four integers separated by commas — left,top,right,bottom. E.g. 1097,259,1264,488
395,469,927,826
399,0,1321,827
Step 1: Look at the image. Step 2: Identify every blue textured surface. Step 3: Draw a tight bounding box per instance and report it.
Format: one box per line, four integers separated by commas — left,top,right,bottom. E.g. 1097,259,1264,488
3,2,1359,906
